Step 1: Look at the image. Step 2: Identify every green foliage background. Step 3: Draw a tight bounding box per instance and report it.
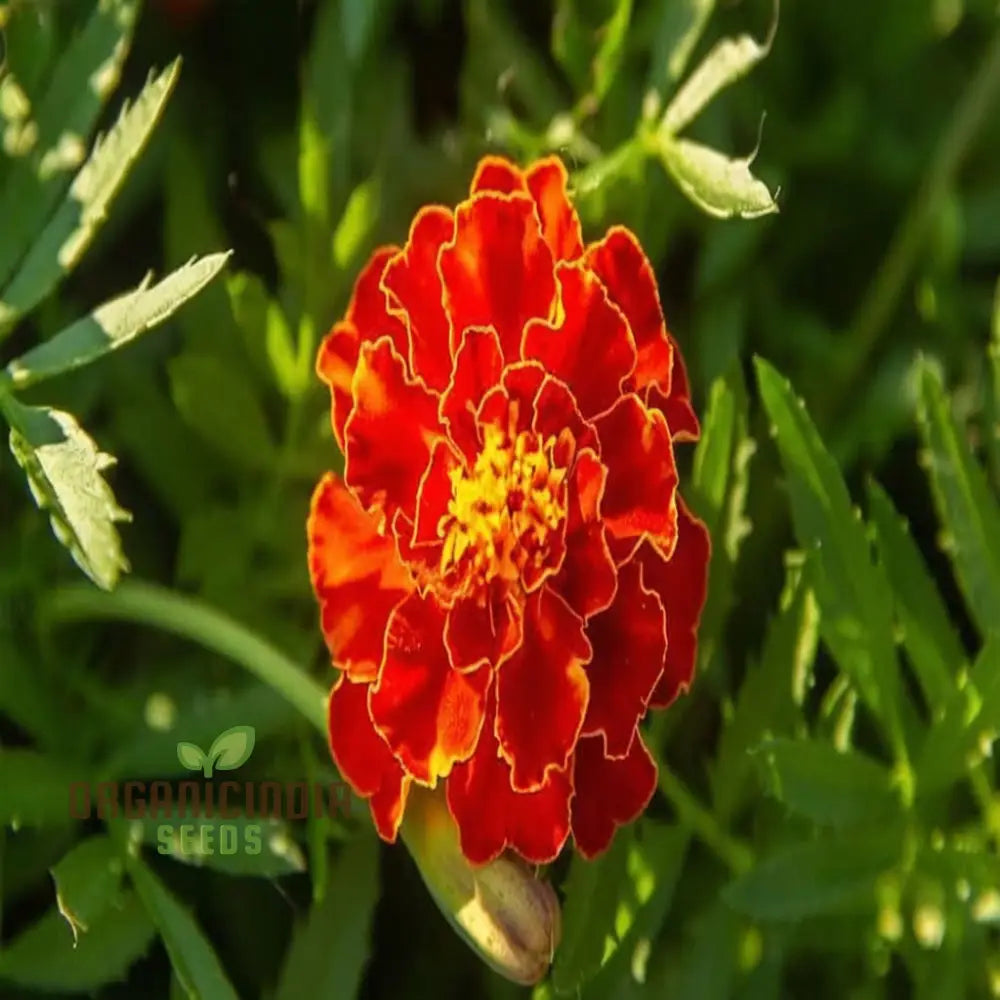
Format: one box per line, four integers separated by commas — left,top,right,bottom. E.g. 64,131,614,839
2,0,1000,997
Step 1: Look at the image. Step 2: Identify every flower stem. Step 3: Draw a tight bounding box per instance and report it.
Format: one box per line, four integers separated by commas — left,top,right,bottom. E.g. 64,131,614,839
43,580,328,735
657,764,754,874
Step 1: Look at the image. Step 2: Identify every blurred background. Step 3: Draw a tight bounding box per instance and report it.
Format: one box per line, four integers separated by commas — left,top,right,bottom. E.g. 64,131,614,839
2,0,1000,997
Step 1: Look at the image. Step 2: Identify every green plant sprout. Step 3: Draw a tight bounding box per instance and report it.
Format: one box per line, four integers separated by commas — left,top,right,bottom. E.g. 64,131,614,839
176,725,256,779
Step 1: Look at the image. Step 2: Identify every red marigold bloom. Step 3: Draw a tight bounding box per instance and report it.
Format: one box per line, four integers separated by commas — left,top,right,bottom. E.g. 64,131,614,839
308,155,709,863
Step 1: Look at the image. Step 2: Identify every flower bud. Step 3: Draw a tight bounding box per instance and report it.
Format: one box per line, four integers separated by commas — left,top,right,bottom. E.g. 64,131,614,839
401,785,561,985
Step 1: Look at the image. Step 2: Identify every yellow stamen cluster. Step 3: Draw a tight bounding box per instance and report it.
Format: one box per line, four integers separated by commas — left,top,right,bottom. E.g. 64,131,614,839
439,424,568,598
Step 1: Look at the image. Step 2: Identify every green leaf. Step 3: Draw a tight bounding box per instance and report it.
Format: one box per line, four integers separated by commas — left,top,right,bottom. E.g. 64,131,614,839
724,827,902,920
137,811,306,878
3,397,129,589
657,135,779,219
753,738,900,828
275,832,380,1000
167,351,278,470
128,856,240,1000
917,634,1000,792
4,253,232,390
0,891,155,992
661,12,776,135
551,824,633,993
755,358,906,762
333,176,381,269
552,0,632,103
176,742,206,772
51,835,124,942
712,564,820,822
917,359,1000,638
648,0,717,91
0,0,139,292
0,749,77,828
0,61,181,332
207,724,256,772
867,479,963,707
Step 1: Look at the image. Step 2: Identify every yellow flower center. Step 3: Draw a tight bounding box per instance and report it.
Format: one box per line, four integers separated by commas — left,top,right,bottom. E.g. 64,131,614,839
438,423,568,598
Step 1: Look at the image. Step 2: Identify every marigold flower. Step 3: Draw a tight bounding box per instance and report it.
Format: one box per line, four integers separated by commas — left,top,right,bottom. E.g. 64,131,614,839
308,154,709,864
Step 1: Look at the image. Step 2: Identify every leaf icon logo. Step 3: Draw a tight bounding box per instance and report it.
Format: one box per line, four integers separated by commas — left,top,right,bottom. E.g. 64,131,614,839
176,725,256,778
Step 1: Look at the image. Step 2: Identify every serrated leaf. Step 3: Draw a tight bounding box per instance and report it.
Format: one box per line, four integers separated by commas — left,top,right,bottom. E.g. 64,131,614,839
138,811,306,878
867,479,963,707
167,351,277,469
51,835,124,942
551,824,633,993
724,827,902,920
0,61,180,332
712,566,819,821
753,738,900,828
0,749,77,828
917,634,1000,792
207,724,256,772
755,358,907,762
0,891,155,992
658,135,778,219
0,0,138,292
648,0,717,91
4,253,231,390
917,360,1000,638
176,742,205,772
128,856,240,1000
4,398,129,589
275,832,379,1000
662,13,776,135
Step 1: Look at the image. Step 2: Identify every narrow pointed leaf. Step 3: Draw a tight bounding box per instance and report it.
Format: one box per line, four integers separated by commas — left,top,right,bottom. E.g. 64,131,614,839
649,0,717,90
0,61,181,331
4,398,129,589
51,836,124,942
4,252,232,390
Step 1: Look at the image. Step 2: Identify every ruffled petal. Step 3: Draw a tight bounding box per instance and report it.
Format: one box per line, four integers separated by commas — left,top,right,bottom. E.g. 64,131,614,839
369,593,491,785
441,326,504,462
522,262,636,418
638,498,710,708
308,475,413,682
317,247,407,448
344,336,445,522
440,193,557,363
525,157,584,262
646,348,700,441
581,557,666,756
496,587,591,792
382,206,456,392
551,450,616,619
571,732,657,859
584,227,672,395
447,688,571,865
470,155,527,195
328,675,411,840
594,394,678,558
445,588,523,671
412,438,460,547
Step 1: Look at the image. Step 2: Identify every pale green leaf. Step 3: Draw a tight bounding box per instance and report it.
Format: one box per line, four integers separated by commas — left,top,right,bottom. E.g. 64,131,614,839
649,0,717,90
0,892,155,992
128,857,240,1000
0,0,139,291
51,835,124,942
275,832,380,1000
658,135,778,219
207,724,256,772
5,252,231,390
0,61,180,331
333,176,380,269
593,0,633,101
4,397,130,589
662,11,776,135
176,742,206,773
917,359,1000,637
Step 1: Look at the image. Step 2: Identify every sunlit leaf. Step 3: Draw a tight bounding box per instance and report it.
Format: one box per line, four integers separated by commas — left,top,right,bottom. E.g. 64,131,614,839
657,135,778,219
4,397,129,589
0,61,180,331
4,253,231,390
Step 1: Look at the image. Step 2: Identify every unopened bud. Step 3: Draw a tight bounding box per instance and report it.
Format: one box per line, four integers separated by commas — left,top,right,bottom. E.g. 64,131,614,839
401,786,561,985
